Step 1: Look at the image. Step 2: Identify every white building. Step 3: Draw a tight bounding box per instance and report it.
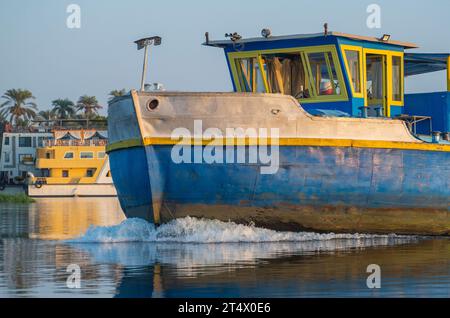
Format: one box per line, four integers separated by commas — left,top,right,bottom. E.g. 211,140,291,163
0,132,52,183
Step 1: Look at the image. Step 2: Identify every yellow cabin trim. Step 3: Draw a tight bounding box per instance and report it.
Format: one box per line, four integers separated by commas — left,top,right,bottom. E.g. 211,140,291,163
340,45,364,98
363,48,404,116
107,136,450,153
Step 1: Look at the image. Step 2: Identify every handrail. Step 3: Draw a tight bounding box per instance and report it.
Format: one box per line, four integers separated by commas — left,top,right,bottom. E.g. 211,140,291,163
43,139,108,147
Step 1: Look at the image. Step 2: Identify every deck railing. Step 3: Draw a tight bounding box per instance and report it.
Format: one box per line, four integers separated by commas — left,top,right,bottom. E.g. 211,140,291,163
43,139,108,147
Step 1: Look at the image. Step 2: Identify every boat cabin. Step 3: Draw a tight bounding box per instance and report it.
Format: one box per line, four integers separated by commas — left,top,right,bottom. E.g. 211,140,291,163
204,31,450,137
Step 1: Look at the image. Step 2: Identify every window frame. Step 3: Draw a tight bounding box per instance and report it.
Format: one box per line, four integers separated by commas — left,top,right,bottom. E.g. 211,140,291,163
97,151,106,159
228,45,348,103
340,45,364,98
80,151,94,159
18,136,32,148
390,52,404,106
63,151,74,159
362,48,404,117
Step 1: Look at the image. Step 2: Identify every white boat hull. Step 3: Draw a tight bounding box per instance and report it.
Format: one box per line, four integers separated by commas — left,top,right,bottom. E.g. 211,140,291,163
27,183,117,197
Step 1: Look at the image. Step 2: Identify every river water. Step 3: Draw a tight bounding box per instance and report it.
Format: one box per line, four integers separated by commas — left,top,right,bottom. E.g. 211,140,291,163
0,197,448,298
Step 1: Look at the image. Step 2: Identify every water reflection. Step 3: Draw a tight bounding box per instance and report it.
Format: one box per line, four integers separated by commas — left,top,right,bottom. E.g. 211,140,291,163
28,198,125,240
0,198,448,297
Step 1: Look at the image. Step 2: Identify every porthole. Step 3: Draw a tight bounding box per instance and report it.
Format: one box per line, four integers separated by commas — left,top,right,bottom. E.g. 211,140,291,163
147,99,159,110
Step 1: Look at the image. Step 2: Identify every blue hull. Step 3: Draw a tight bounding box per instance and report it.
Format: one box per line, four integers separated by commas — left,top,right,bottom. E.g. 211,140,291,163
109,145,450,235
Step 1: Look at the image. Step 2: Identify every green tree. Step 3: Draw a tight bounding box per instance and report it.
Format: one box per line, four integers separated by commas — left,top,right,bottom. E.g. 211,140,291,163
51,98,75,119
37,110,55,120
76,95,103,118
0,89,38,126
108,89,127,101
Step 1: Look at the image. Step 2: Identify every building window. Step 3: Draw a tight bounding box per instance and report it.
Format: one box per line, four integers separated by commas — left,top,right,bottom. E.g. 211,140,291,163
37,137,46,147
64,152,74,159
18,137,32,147
62,170,69,178
3,152,10,163
97,152,106,159
86,169,96,177
80,152,93,159
4,137,10,146
19,154,34,164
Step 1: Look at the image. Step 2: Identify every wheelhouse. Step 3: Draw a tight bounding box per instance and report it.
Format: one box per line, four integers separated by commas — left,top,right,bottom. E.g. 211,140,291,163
204,31,450,137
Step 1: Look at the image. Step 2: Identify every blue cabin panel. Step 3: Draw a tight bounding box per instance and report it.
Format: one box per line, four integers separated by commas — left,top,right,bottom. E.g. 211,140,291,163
404,92,450,134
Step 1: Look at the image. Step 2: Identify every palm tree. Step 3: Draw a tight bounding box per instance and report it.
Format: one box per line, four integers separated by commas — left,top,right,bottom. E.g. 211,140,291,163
51,98,75,119
37,110,55,121
0,89,38,126
36,110,56,128
108,89,127,101
76,95,103,118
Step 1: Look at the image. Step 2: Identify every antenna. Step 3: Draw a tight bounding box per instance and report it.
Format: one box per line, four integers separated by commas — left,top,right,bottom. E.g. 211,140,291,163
134,36,162,92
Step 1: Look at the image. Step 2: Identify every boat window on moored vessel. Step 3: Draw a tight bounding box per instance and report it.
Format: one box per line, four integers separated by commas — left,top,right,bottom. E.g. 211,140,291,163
80,152,93,159
62,170,69,178
86,169,96,177
97,152,106,159
64,152,74,159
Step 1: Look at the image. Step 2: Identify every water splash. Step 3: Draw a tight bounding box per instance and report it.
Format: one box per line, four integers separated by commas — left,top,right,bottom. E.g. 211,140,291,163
68,216,411,244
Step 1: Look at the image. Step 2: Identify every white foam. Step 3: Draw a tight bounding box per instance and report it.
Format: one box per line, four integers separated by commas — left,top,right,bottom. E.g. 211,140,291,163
68,216,409,244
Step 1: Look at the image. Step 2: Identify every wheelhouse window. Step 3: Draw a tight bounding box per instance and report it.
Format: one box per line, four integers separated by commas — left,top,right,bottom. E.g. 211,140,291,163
392,55,403,102
234,57,266,93
260,53,309,98
308,52,340,96
229,46,347,102
344,49,362,95
97,151,106,159
64,152,74,159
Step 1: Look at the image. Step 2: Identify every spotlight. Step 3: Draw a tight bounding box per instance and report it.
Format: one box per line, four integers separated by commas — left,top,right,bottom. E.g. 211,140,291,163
379,34,391,42
261,28,272,38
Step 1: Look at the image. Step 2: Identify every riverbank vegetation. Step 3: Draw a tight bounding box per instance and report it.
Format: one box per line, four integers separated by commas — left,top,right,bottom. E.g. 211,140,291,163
0,88,127,129
0,193,35,203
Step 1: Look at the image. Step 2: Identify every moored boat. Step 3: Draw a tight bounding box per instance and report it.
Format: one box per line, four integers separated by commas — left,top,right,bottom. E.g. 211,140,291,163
107,30,450,235
28,129,117,197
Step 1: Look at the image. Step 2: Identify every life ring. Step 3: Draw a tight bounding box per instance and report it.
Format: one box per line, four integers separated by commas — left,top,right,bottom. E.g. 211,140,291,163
34,181,43,189
0,184,5,191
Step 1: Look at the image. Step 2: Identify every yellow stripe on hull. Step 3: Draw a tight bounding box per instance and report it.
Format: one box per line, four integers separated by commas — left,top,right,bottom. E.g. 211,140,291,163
107,137,450,153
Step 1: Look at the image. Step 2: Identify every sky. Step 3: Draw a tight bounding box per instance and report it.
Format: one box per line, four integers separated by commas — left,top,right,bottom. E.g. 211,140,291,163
1,0,449,115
